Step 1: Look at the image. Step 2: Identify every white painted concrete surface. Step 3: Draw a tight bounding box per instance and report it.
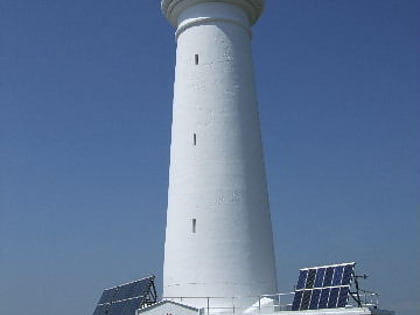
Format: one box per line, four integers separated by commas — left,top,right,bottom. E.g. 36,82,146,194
137,300,394,315
137,300,201,315
161,0,277,310
258,307,395,315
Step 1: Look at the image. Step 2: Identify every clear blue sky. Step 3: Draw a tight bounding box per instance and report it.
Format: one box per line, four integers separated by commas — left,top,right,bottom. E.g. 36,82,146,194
1,1,418,315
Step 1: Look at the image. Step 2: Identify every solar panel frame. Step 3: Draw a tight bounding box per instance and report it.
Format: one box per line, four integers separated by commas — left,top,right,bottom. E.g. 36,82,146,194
139,278,153,295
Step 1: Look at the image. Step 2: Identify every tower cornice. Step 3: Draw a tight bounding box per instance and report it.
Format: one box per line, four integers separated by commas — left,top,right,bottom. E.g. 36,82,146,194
161,0,265,27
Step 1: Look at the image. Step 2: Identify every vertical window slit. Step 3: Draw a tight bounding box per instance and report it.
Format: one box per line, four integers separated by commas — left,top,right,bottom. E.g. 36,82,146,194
193,133,197,146
192,218,196,233
195,54,199,65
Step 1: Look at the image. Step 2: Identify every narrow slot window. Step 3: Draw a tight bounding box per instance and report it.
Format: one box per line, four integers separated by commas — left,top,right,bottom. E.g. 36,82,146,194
193,133,197,146
194,54,199,65
192,218,197,233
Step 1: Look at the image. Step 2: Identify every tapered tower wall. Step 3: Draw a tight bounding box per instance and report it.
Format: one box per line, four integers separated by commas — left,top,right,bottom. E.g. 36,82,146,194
162,0,277,308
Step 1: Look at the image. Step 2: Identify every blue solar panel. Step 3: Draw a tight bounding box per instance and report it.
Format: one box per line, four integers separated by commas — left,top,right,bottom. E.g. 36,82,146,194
314,268,325,288
126,298,142,315
115,279,152,302
318,288,330,309
292,263,355,311
114,286,131,301
309,289,321,310
292,291,303,311
338,287,350,307
98,288,118,305
296,270,308,290
306,269,316,289
323,267,334,286
110,301,125,314
301,291,312,310
93,276,156,315
342,264,354,285
333,266,344,285
138,279,153,295
328,288,340,308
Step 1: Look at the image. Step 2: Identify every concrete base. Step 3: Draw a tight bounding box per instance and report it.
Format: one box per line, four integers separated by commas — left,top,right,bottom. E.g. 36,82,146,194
262,307,395,315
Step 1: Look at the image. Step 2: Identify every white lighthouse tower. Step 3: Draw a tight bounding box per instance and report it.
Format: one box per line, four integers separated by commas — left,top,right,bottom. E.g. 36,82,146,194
162,0,277,310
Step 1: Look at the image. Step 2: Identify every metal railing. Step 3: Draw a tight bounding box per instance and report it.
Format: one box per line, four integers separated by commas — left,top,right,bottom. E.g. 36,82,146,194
163,290,380,314
357,291,380,308
163,294,293,314
163,296,237,314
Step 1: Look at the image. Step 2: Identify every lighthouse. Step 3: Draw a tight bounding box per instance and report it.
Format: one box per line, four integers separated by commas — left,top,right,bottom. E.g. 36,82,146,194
162,0,277,310
90,2,397,315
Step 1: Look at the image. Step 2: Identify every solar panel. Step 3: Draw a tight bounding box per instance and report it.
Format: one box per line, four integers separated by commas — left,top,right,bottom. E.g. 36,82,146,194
296,270,308,290
328,288,340,308
110,301,124,314
333,266,344,285
309,289,321,309
301,290,312,310
292,263,355,311
98,288,118,305
115,283,136,301
314,268,325,288
126,298,142,315
318,288,330,309
338,287,350,307
305,269,316,289
323,267,334,286
291,291,303,311
342,264,354,285
92,275,157,315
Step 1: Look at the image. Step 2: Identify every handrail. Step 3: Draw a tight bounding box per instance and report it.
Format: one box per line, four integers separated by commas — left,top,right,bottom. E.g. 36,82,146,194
163,291,380,314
